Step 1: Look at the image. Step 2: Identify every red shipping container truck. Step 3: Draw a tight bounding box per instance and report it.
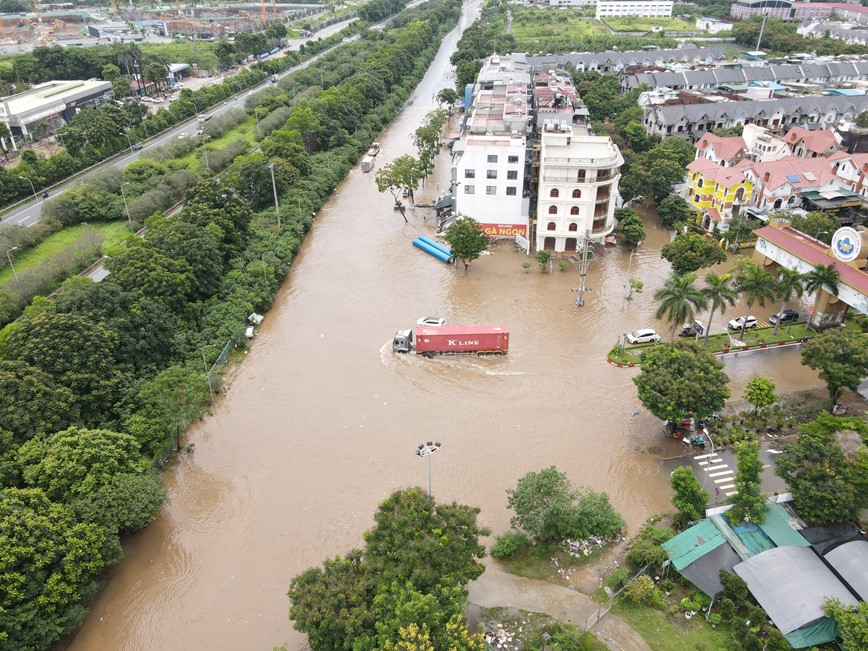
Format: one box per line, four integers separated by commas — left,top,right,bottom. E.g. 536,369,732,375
393,325,509,357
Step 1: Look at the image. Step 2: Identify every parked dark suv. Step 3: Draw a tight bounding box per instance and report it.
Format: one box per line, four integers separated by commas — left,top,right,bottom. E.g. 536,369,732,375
769,309,799,325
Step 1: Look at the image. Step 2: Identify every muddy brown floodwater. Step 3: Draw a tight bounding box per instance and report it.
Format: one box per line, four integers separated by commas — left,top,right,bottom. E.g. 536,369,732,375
68,7,825,650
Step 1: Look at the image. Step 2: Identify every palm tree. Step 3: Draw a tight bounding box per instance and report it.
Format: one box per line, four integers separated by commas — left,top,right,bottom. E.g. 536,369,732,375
735,263,778,340
771,268,804,336
702,272,739,346
655,272,708,342
803,264,840,329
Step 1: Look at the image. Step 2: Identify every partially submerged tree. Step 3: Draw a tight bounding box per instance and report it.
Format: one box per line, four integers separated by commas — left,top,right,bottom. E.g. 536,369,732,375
743,376,777,412
634,342,730,423
444,216,488,271
801,329,868,403
661,232,727,276
375,155,421,221
803,263,840,328
506,466,624,544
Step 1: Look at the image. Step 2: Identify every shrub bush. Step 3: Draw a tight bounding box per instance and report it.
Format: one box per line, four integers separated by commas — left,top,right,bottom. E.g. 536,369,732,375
605,567,629,592
623,575,664,607
490,531,529,559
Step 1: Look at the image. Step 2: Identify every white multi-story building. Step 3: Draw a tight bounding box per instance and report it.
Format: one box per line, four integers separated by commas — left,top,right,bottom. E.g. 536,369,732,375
596,0,673,19
451,54,531,238
536,122,624,252
454,136,529,237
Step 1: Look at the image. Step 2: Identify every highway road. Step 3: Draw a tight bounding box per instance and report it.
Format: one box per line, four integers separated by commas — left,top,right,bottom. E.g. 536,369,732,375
0,17,358,229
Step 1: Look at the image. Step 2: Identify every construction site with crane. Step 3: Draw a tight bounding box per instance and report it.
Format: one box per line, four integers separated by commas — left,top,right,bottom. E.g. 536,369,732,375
0,1,329,49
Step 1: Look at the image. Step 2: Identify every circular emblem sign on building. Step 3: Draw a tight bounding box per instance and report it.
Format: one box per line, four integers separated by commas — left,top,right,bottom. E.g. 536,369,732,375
831,226,862,263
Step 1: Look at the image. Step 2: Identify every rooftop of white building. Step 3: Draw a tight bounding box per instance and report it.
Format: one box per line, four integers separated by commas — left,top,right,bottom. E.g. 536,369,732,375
0,80,112,115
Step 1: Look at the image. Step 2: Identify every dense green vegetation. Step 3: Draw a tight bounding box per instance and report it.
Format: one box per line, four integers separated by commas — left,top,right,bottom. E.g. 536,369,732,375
0,1,462,647
733,17,868,56
0,19,361,210
289,488,488,650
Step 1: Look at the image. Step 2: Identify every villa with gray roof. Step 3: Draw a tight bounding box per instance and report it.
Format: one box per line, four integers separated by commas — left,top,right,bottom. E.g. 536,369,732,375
643,95,868,139
526,46,726,75
621,60,868,92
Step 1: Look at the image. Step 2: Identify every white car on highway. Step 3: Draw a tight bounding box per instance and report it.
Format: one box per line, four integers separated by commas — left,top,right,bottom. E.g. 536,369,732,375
177,132,189,139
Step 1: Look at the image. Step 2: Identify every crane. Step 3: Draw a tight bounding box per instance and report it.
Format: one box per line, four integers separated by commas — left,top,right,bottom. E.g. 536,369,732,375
32,0,41,24
176,0,181,17
260,0,267,24
108,0,118,16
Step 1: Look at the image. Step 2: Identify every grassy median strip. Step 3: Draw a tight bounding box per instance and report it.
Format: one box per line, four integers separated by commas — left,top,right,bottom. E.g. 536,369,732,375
608,325,814,366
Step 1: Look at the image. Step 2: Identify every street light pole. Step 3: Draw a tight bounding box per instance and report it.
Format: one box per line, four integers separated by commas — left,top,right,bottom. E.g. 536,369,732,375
6,246,21,293
119,130,133,153
18,176,37,201
415,442,441,497
120,182,134,232
268,163,280,227
625,243,640,301
253,107,262,139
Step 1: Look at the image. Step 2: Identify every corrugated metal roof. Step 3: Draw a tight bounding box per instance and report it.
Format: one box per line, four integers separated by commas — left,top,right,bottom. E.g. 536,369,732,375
824,539,868,600
734,546,858,635
759,502,811,548
661,519,726,570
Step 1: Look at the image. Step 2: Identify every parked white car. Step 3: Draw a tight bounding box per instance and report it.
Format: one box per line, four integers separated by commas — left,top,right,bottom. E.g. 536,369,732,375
727,316,757,330
177,132,189,139
626,329,661,345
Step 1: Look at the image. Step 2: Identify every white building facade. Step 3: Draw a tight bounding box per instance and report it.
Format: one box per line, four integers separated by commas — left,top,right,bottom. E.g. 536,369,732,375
596,0,673,18
454,135,529,237
536,122,624,252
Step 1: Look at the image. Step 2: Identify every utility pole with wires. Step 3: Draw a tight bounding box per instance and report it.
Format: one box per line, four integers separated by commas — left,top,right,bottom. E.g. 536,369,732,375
575,230,591,307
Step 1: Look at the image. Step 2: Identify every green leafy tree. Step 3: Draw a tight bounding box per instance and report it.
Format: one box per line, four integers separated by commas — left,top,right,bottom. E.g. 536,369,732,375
0,488,108,651
363,488,488,593
615,208,645,245
734,262,778,338
824,600,868,651
654,272,708,342
106,240,195,311
506,466,624,544
101,63,122,81
728,441,765,525
373,583,485,651
775,432,858,525
787,211,838,244
5,313,121,425
647,158,685,201
535,250,551,272
137,364,212,450
214,40,238,69
743,376,777,412
19,426,149,502
71,472,166,535
801,329,868,402
289,549,375,651
0,360,75,447
803,263,840,328
633,342,730,423
701,272,738,346
444,216,488,271
657,194,693,229
435,88,459,106
375,155,421,220
771,267,804,336
650,136,695,168
143,62,168,90
661,232,727,276
670,466,708,529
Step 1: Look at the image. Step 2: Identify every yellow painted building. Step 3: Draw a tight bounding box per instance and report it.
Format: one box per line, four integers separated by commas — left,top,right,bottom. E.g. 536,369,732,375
684,158,753,232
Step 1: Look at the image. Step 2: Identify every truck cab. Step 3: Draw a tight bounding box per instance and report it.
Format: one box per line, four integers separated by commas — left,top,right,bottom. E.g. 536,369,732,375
393,329,414,353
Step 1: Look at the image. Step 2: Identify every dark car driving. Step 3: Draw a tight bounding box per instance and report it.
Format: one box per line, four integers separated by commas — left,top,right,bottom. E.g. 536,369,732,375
769,309,799,325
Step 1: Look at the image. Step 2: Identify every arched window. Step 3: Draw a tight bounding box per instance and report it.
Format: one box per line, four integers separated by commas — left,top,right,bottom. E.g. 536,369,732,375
572,189,581,199
568,223,578,231
548,205,558,215
550,188,559,198
697,178,703,188
570,206,579,215
547,222,556,231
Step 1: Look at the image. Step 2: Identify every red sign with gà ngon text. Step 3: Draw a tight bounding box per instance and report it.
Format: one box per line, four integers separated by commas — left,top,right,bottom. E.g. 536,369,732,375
481,223,527,237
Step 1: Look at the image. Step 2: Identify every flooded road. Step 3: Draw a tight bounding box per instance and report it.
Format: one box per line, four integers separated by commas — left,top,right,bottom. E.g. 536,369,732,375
69,8,825,651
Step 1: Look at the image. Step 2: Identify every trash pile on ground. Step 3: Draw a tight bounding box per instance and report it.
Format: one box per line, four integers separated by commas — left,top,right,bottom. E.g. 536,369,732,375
562,532,625,558
485,623,516,649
